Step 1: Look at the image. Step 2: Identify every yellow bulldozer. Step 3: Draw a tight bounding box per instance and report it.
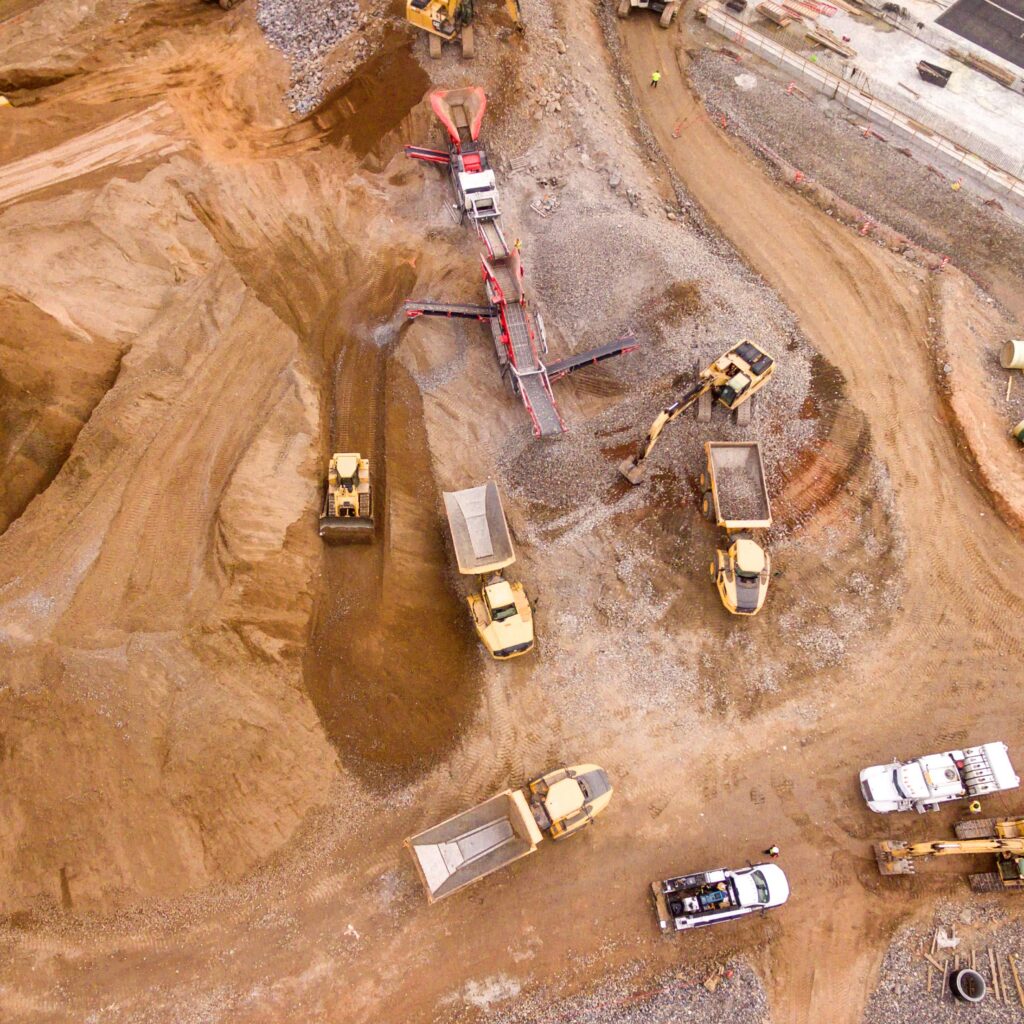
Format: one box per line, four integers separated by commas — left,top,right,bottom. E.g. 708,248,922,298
319,453,374,541
405,0,521,59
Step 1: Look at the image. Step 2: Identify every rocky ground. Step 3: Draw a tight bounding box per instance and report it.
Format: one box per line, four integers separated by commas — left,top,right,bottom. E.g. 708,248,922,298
0,1,1023,1023
865,904,1024,1022
471,959,769,1024
687,49,1024,289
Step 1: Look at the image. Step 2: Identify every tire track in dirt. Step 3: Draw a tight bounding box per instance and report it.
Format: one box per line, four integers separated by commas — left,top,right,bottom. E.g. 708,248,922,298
0,103,186,208
616,14,1024,1023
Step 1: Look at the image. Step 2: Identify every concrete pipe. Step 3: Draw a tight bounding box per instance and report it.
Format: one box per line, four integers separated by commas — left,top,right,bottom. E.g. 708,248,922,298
950,968,986,1003
1000,340,1024,370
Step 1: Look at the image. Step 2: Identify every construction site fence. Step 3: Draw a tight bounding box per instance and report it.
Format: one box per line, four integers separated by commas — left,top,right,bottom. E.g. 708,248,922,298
702,3,1024,204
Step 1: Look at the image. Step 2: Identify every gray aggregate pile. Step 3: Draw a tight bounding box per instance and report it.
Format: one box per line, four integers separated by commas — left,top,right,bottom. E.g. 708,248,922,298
256,0,361,113
464,960,770,1024
687,51,1024,288
864,904,1024,1023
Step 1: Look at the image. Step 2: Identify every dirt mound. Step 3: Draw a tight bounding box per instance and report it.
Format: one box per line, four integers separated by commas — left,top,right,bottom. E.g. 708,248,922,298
0,289,122,533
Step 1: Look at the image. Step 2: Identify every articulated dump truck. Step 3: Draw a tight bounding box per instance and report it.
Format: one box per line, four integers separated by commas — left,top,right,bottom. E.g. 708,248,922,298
443,481,534,659
405,765,613,902
700,441,772,615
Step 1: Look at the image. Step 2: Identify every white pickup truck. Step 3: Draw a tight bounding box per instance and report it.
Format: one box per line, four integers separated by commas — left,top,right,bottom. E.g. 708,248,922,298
652,863,790,931
859,742,1019,814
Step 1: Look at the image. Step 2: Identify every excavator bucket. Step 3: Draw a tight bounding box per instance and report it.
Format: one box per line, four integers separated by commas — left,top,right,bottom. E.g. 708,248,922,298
618,458,647,485
874,841,914,876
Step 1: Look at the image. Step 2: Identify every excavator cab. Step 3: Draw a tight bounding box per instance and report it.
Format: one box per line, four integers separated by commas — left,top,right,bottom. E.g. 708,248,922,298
406,0,476,58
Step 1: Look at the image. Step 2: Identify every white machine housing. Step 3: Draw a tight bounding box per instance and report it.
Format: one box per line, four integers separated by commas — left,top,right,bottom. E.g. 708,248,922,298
859,741,1019,814
457,169,500,220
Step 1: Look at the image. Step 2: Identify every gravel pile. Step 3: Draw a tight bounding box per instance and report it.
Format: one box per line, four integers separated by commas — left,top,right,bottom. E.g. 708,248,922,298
256,0,362,113
864,904,1024,1023
687,52,1024,286
454,959,770,1024
713,462,769,521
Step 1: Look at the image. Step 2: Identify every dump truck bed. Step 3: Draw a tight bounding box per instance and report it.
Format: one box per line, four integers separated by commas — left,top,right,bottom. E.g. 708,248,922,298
405,789,544,902
705,441,771,529
443,481,516,575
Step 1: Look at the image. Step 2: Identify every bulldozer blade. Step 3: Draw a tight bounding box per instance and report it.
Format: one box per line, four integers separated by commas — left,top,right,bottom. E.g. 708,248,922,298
618,458,647,485
319,516,375,543
874,841,914,876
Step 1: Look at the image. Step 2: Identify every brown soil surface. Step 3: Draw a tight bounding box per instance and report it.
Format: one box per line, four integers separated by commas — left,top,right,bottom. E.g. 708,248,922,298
0,1,1021,1022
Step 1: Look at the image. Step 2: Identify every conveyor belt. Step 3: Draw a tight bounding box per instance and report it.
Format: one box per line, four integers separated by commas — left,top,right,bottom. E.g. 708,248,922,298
546,335,640,381
405,300,496,320
517,371,565,437
477,217,510,260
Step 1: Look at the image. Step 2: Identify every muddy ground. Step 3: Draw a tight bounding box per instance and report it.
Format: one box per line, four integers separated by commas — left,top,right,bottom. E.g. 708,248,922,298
0,0,1023,1022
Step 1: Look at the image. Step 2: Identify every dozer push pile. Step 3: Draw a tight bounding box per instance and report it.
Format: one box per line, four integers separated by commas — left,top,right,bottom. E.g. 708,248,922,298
619,341,774,484
319,453,374,541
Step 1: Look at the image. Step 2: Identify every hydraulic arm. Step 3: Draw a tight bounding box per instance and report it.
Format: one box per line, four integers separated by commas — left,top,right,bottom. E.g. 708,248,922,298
619,379,712,484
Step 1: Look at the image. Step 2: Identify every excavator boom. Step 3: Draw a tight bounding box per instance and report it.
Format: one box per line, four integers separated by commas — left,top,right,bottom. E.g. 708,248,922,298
875,836,1024,875
619,379,711,484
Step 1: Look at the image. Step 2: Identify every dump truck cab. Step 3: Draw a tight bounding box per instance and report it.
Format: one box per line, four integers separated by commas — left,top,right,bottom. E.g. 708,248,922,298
527,765,614,840
319,452,374,541
469,576,534,659
713,536,771,616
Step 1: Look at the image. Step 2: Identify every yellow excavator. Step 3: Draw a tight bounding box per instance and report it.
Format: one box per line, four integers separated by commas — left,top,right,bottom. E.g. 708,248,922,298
875,815,1024,891
319,453,374,541
619,341,775,484
405,0,521,58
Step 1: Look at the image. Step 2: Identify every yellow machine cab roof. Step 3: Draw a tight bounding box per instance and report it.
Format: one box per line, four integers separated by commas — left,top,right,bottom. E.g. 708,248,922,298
543,777,586,822
734,537,766,574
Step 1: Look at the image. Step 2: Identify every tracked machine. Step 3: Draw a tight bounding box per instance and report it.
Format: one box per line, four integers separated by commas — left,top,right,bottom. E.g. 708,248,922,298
875,815,1024,892
405,0,521,58
405,88,638,438
617,0,680,27
406,0,476,58
319,453,374,541
618,341,774,484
